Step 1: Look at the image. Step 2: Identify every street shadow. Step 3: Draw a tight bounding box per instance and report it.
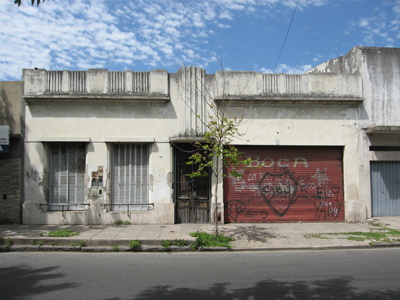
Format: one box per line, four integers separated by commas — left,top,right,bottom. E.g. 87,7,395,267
106,277,399,300
0,265,80,300
220,225,278,243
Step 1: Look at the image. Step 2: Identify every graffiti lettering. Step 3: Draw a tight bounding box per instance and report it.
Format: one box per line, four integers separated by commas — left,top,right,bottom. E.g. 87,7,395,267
226,200,247,222
314,186,342,219
226,162,344,222
226,199,268,221
26,169,41,182
247,156,308,168
259,169,300,217
294,157,308,168
312,168,331,187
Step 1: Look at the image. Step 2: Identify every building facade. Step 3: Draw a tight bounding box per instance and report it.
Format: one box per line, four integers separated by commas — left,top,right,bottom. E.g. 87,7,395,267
21,46,400,225
0,81,23,224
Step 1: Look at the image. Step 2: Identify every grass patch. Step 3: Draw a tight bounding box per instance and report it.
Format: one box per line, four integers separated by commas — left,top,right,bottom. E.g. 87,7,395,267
112,245,119,252
6,237,12,247
129,240,141,251
161,240,171,251
174,239,188,247
71,241,86,247
347,236,366,242
308,227,400,244
48,229,80,237
159,239,188,251
190,231,234,251
113,221,132,226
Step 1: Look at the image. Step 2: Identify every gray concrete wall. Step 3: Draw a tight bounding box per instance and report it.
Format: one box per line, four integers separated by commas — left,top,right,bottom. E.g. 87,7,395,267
308,46,400,219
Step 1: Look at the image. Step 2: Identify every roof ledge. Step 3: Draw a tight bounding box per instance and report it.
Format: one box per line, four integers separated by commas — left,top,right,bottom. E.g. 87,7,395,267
365,125,400,135
214,95,364,105
169,136,212,143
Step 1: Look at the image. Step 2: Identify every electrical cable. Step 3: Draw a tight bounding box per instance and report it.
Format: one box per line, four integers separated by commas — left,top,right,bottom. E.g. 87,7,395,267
273,0,300,73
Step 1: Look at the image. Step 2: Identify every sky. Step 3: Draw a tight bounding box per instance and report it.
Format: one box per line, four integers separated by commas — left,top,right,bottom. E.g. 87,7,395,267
0,0,399,81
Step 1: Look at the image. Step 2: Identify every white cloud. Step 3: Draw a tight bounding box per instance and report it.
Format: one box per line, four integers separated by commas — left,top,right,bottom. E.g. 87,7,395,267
261,64,312,74
192,12,205,28
1,0,380,81
219,10,234,20
360,18,369,27
347,1,400,48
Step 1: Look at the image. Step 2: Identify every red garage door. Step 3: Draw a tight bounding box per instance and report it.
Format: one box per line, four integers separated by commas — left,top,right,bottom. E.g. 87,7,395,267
224,146,344,223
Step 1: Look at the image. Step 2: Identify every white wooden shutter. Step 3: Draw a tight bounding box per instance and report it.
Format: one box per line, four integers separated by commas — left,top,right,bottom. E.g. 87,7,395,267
113,144,149,211
49,143,85,210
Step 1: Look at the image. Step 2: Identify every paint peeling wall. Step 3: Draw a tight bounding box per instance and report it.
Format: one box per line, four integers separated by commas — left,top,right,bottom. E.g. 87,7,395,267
308,47,400,220
23,69,175,224
21,47,400,224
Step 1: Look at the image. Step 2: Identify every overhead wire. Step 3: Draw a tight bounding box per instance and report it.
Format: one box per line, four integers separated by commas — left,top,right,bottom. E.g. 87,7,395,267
273,0,300,73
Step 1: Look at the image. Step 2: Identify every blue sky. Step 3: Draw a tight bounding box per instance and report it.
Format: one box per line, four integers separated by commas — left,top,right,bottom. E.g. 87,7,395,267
0,0,399,80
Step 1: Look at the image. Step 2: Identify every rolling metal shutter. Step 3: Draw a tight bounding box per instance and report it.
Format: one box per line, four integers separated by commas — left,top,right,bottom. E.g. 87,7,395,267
371,161,400,216
112,144,149,211
224,146,344,222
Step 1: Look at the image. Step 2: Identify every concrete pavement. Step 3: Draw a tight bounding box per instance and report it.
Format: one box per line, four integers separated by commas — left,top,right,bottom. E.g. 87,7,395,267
1,217,400,252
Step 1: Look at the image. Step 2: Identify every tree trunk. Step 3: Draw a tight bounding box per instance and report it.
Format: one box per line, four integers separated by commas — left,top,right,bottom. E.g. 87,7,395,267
213,155,220,238
214,173,219,237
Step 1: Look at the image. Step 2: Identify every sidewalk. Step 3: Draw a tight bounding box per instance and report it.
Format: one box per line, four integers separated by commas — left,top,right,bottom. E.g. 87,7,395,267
1,217,400,252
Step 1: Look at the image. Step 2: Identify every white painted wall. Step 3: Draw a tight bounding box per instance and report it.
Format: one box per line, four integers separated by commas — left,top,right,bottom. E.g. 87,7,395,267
22,48,400,224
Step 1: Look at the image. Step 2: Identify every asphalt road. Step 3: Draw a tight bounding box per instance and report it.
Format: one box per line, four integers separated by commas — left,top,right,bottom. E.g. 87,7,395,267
1,249,400,300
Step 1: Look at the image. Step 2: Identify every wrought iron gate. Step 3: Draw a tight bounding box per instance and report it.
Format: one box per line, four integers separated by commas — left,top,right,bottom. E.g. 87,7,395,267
174,143,210,223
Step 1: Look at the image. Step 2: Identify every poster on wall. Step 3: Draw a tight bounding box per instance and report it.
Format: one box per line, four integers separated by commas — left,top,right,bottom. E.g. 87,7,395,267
224,146,344,223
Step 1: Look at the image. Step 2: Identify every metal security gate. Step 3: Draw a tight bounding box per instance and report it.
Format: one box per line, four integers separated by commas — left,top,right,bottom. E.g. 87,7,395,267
224,146,345,223
174,143,210,223
371,161,400,216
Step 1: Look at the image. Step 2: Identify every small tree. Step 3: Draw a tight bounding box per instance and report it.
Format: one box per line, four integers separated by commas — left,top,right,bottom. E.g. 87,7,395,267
185,76,250,237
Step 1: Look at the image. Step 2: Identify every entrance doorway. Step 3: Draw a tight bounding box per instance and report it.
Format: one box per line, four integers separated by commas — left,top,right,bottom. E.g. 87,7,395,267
174,143,211,223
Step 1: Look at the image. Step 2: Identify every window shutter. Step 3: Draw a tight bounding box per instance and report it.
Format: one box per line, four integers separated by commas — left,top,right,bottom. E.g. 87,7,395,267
49,143,86,210
113,144,149,211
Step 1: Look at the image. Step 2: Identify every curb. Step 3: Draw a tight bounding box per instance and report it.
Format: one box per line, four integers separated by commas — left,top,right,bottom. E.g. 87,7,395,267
4,243,400,253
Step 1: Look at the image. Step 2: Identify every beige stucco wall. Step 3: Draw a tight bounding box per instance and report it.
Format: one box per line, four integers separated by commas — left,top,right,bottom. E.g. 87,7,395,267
23,49,399,225
225,104,362,222
23,69,176,224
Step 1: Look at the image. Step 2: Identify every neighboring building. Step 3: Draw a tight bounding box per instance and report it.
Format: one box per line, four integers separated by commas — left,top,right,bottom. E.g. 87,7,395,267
308,46,400,220
21,46,400,225
0,81,23,224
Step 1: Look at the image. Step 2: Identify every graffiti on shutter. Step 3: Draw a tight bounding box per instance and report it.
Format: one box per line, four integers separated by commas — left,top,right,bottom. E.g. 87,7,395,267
224,147,344,223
